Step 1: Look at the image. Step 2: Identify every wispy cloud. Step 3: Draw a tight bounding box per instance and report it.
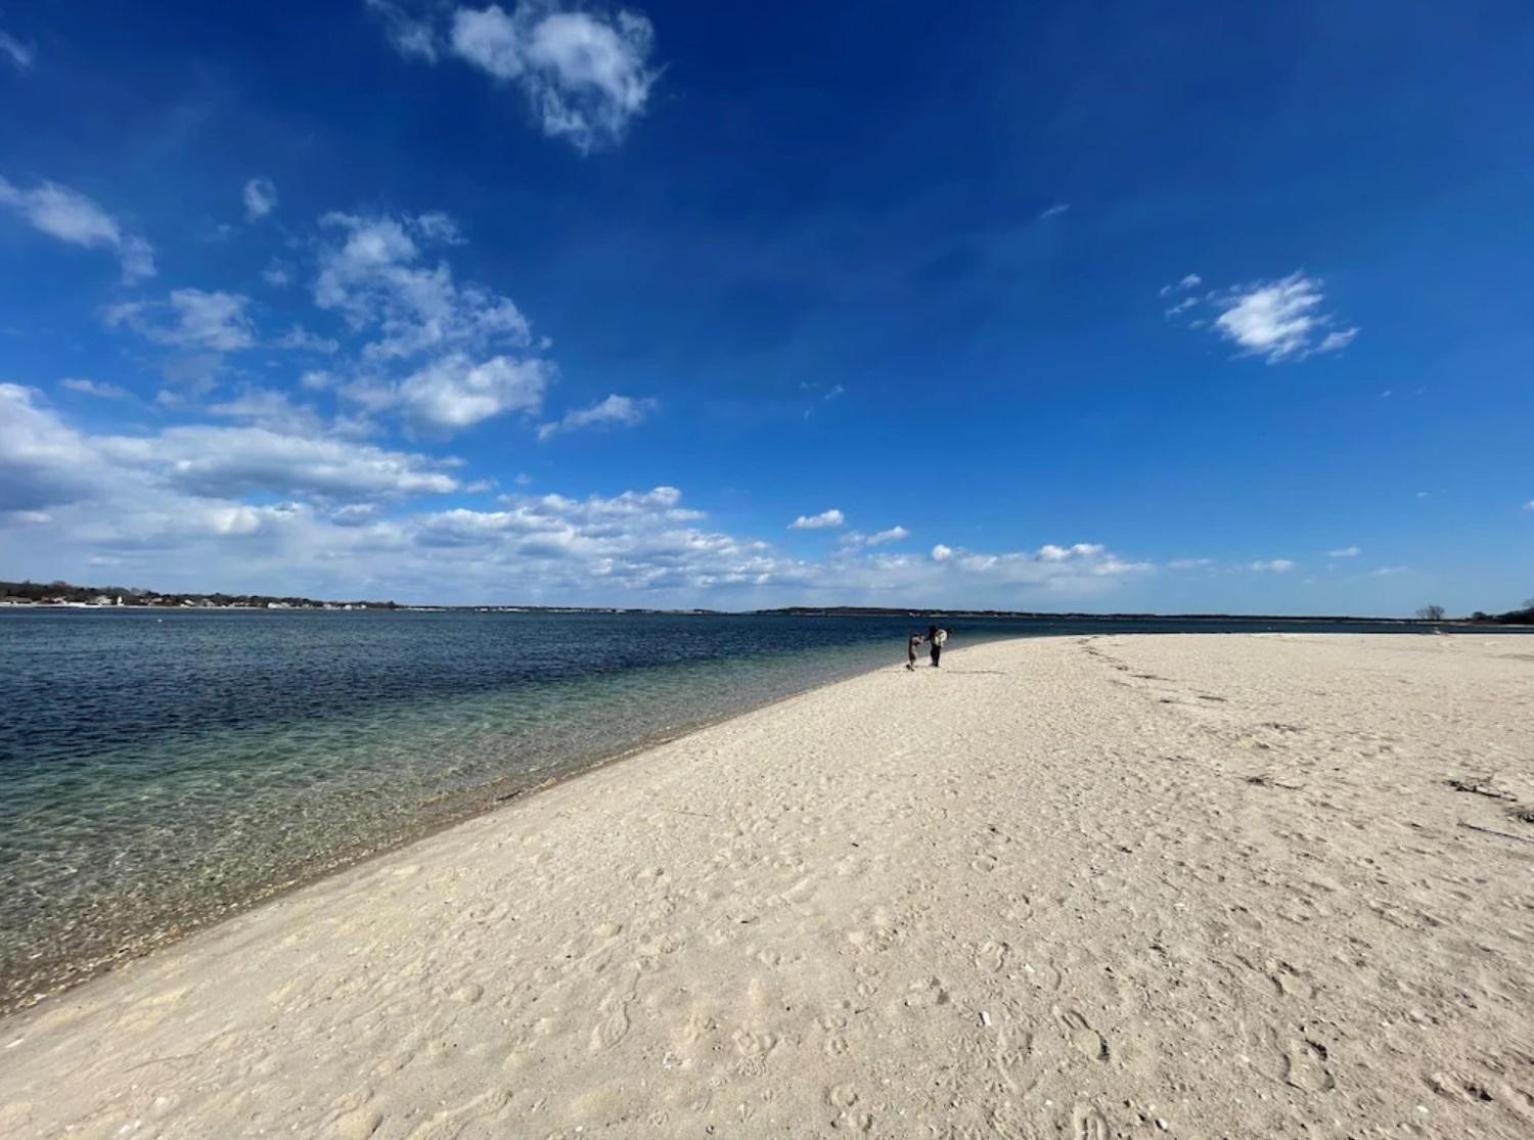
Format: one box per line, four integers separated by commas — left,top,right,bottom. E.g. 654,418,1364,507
1164,271,1357,363
104,289,256,352
1249,558,1296,573
1168,557,1213,569
1207,272,1357,363
0,177,155,283
790,508,844,530
537,393,656,440
60,378,131,400
1326,545,1360,558
243,177,278,221
365,0,440,62
841,525,908,548
1038,203,1069,220
0,26,33,70
1369,565,1408,577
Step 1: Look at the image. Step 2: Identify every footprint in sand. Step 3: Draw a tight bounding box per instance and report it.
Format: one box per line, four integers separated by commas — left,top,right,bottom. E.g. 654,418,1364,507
974,940,1009,972
590,993,632,1051
1053,1007,1109,1061
1282,1037,1335,1092
1071,1103,1109,1140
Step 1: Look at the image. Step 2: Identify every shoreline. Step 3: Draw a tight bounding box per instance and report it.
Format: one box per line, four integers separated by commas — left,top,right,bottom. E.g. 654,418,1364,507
2,640,961,1018
3,634,1532,1138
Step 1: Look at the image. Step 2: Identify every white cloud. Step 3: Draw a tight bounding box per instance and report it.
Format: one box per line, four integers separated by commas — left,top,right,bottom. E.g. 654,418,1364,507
394,353,549,432
2,390,1162,608
316,211,533,360
1202,272,1356,363
1249,559,1296,573
537,393,656,440
790,508,845,530
262,261,293,287
271,325,340,354
1159,273,1201,297
1038,203,1069,220
1369,565,1408,577
449,2,658,152
243,177,278,221
0,177,155,283
0,27,33,70
1168,557,1212,570
842,525,909,548
105,289,256,352
1326,545,1360,558
60,378,131,400
366,0,442,61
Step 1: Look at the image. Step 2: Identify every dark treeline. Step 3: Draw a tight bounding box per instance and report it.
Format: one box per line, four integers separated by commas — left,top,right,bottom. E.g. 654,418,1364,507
1468,601,1534,625
0,579,397,610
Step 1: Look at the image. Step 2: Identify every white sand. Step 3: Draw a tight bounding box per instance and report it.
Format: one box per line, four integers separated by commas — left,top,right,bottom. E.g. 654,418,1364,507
3,633,1533,1139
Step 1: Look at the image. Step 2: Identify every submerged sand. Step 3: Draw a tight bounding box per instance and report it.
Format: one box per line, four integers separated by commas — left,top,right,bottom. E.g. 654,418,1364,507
2,633,1532,1138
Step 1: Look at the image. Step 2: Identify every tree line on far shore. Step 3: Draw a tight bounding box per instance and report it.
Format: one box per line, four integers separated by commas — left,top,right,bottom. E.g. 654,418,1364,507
0,579,398,610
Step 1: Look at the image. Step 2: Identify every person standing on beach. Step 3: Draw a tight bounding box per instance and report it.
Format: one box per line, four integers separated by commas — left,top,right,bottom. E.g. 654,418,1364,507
928,625,948,668
906,632,924,670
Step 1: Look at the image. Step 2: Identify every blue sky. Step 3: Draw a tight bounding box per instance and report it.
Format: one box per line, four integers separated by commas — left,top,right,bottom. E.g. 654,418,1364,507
2,1,1531,612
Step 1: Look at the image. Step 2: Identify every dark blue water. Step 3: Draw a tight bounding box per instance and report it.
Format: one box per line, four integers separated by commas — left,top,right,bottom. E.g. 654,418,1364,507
0,609,1479,1011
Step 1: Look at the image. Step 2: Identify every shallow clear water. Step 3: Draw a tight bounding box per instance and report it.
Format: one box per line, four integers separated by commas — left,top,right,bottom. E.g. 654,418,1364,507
0,609,1491,1010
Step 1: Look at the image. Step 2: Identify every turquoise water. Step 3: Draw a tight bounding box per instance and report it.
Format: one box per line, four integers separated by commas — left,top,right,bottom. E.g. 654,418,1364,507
0,609,1485,1011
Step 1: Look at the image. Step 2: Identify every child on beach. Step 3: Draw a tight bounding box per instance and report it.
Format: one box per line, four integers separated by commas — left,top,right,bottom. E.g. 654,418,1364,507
927,625,948,667
906,632,923,670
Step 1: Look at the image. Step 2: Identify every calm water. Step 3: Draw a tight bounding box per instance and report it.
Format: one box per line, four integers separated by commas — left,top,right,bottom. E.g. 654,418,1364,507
0,609,1481,1010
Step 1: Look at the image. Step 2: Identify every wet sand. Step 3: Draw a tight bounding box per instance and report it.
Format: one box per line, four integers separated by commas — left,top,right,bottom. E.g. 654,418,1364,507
2,634,1532,1138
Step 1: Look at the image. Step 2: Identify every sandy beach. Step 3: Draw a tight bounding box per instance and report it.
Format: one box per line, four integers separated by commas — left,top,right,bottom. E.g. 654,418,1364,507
2,633,1531,1139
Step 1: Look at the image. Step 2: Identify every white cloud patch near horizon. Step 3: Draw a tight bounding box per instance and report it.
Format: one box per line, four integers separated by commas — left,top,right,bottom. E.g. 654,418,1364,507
1249,559,1296,573
0,384,1168,607
1327,545,1361,558
537,393,656,440
243,177,278,221
0,177,155,283
790,508,845,530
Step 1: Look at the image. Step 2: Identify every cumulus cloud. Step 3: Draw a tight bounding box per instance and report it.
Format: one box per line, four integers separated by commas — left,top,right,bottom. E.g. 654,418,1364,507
447,2,659,152
394,352,550,432
0,177,155,282
316,211,533,360
243,177,278,221
1249,559,1296,573
104,289,256,352
2,388,1161,608
537,393,656,440
0,27,33,70
4,384,457,500
60,378,131,400
790,508,845,530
